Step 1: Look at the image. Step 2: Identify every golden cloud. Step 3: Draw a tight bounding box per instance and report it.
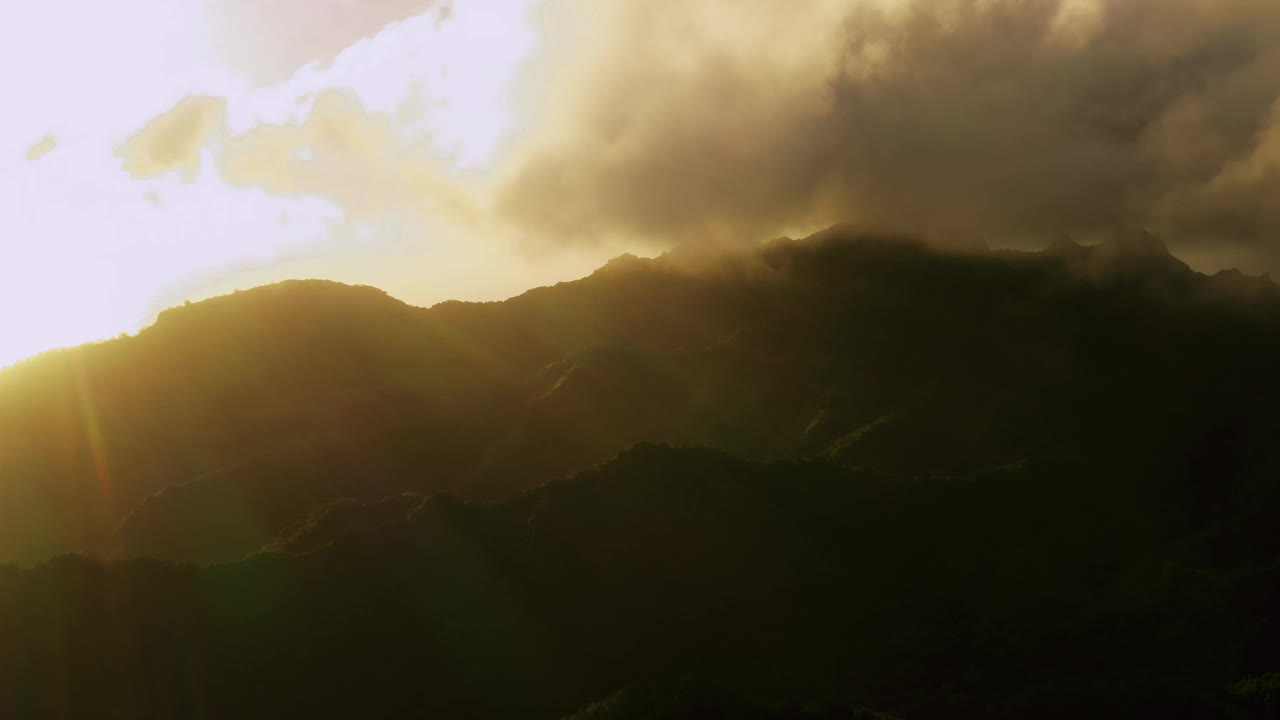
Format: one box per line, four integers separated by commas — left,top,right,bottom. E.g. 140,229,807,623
117,97,228,180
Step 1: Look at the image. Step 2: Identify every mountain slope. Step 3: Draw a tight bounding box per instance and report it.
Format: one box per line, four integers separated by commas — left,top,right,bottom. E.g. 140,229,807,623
3,229,1280,563
0,445,1276,719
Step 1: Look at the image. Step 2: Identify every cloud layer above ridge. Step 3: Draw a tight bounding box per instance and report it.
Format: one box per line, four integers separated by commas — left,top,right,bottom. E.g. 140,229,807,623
111,0,1280,263
5,0,1280,365
495,0,1280,265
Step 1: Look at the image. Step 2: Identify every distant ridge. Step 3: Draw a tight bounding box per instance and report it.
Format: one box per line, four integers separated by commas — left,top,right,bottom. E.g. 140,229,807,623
2,224,1280,564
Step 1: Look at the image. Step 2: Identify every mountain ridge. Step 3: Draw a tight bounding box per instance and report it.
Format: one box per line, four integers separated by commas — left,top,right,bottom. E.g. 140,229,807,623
3,228,1280,716
3,226,1280,565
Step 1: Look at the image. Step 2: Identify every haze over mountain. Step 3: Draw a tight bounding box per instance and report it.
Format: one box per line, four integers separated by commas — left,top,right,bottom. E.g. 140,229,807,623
2,226,1276,565
1,228,1279,717
8,0,1280,368
6,0,1280,716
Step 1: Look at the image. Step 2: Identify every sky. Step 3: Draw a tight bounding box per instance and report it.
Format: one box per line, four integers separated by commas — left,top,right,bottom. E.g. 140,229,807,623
2,0,1280,367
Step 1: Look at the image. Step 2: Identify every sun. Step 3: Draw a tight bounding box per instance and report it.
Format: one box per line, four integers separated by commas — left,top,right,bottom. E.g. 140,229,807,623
0,0,540,369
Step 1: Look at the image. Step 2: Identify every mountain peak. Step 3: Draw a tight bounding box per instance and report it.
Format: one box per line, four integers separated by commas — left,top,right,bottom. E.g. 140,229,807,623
151,280,405,329
1041,235,1093,263
594,253,651,275
1101,227,1171,258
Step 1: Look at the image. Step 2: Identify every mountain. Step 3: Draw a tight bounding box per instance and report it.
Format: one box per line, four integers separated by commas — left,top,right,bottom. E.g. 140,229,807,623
3,228,1280,565
3,226,1280,717
0,445,1275,719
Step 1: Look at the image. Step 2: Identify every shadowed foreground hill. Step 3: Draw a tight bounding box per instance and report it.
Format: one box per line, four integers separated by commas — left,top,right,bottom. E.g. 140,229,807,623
0,445,1276,719
3,227,1280,564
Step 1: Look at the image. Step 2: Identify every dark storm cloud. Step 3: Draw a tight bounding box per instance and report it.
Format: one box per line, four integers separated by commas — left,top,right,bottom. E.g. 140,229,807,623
497,0,1280,269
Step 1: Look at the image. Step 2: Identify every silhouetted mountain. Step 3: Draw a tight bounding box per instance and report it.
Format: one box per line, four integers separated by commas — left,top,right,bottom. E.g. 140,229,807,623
0,445,1276,719
4,230,1280,717
4,228,1280,566
562,686,899,719
1206,268,1279,302
262,492,427,555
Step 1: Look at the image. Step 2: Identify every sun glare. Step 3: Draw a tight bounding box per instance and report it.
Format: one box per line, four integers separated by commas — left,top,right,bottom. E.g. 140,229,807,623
0,0,540,369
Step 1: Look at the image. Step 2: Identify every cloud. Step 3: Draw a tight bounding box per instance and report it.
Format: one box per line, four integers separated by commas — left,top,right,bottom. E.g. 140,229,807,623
494,0,1280,269
0,140,342,367
211,0,449,84
1153,100,1280,265
118,97,228,180
20,0,1280,368
25,135,56,162
0,0,547,367
127,0,539,224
